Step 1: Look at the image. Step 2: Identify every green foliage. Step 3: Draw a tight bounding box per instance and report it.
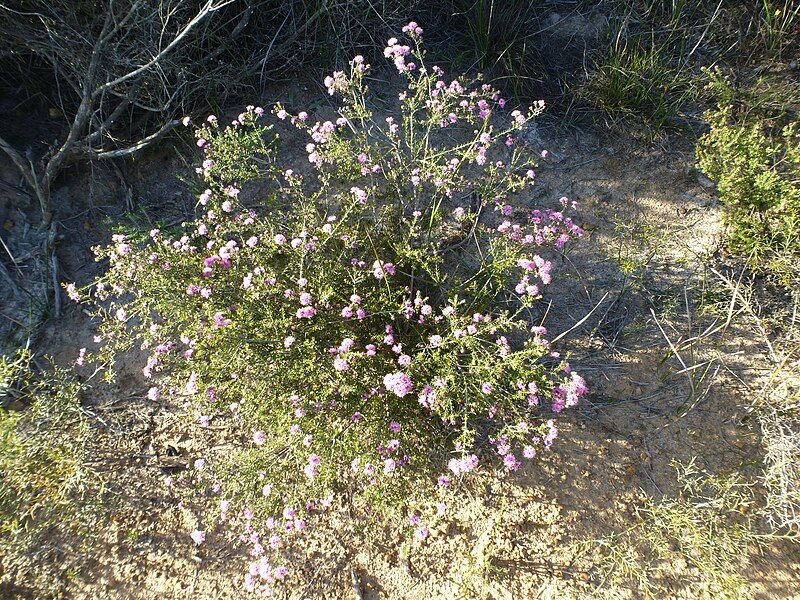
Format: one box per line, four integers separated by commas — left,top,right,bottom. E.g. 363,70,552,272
0,349,104,596
757,0,800,57
194,111,276,185
80,30,586,584
581,0,800,134
584,10,697,135
697,71,800,285
440,0,544,100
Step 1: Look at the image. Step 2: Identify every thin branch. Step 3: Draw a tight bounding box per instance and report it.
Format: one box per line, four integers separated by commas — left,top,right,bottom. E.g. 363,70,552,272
551,292,610,345
92,0,228,98
0,134,36,190
90,119,180,159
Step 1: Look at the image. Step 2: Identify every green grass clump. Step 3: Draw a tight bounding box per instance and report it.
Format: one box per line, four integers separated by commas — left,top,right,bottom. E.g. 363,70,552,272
586,34,695,134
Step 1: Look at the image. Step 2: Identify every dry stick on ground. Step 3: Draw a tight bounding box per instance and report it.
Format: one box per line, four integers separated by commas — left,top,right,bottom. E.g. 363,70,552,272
350,566,365,600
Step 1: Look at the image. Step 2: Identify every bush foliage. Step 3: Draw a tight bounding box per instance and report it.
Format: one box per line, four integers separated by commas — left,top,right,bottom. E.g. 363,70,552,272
697,71,800,285
80,24,585,593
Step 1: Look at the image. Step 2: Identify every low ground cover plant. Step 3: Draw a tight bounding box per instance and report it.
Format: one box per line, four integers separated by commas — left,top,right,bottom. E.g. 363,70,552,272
77,24,585,593
586,460,768,600
0,349,102,595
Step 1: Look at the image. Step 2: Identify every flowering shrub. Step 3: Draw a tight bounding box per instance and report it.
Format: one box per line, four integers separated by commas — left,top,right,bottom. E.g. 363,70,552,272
81,22,585,594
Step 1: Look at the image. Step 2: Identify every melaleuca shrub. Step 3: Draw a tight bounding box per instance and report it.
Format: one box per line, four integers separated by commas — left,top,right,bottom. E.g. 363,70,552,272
80,22,586,594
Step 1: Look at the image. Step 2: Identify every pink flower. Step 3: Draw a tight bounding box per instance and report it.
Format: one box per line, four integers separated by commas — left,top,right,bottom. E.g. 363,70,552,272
448,454,479,476
190,530,206,545
186,372,199,395
253,431,267,445
220,499,231,515
372,260,396,279
333,357,349,372
299,292,313,306
147,387,160,401
296,306,317,319
274,234,287,245
383,372,413,397
351,187,367,204
213,312,231,329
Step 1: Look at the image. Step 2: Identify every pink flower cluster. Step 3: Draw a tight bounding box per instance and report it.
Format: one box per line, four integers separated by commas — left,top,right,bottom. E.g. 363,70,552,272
384,37,415,73
383,372,414,397
552,372,588,413
447,454,479,476
517,255,553,285
323,71,348,95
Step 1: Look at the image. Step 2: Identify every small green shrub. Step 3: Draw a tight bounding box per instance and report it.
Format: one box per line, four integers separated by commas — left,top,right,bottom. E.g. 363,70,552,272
697,72,800,285
0,349,103,596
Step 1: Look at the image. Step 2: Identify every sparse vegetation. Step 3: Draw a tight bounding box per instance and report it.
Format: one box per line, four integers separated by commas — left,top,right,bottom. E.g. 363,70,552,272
585,461,769,600
0,348,106,596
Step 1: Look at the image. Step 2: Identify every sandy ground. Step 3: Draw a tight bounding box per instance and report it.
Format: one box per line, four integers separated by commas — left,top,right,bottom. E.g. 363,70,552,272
1,89,799,599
